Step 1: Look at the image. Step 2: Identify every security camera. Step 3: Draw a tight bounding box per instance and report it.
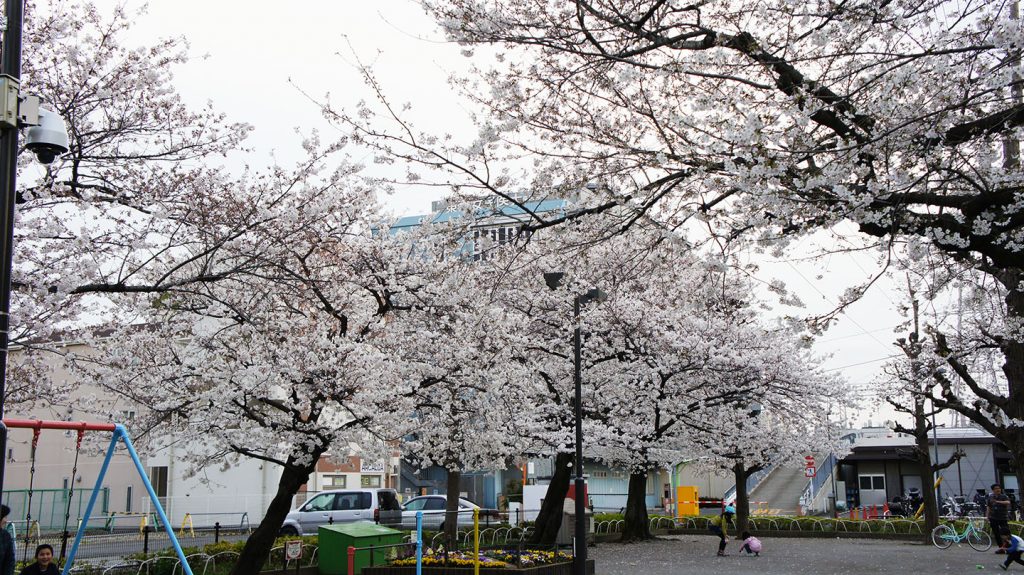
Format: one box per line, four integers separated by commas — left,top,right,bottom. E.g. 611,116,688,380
24,106,68,164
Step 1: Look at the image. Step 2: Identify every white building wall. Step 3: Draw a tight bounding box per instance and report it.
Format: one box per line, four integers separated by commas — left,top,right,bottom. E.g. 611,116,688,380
4,343,148,531
144,441,283,529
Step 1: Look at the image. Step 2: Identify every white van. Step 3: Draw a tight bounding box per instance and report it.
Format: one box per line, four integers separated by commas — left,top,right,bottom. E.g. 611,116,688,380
280,488,402,535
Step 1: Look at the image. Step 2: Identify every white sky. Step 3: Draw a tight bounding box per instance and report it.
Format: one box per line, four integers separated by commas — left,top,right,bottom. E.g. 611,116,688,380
95,0,921,427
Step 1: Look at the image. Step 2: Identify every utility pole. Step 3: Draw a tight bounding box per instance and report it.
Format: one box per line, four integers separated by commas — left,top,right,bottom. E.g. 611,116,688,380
0,0,26,512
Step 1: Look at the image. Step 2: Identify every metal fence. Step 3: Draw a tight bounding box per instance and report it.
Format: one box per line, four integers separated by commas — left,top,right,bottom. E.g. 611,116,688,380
4,488,109,532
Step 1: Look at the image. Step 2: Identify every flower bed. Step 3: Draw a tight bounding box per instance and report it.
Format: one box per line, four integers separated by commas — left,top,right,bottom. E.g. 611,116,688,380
365,549,594,575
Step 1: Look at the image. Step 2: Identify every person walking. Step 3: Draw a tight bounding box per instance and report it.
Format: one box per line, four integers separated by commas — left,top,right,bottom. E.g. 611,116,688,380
991,484,1013,553
710,505,735,556
1001,534,1024,570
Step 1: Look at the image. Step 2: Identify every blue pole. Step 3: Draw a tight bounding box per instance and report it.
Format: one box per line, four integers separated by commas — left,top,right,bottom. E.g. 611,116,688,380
116,425,194,575
416,511,423,575
62,431,118,575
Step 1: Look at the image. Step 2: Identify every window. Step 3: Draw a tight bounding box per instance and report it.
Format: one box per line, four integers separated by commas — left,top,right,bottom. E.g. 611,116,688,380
126,486,133,513
404,498,427,511
858,475,885,490
334,493,362,511
324,475,347,488
361,475,382,488
150,466,168,498
378,490,401,511
423,497,446,511
302,493,336,512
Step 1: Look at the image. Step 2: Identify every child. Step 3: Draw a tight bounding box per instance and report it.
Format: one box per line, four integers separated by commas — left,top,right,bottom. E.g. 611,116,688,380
710,505,735,556
19,544,58,575
1002,534,1024,570
741,531,762,556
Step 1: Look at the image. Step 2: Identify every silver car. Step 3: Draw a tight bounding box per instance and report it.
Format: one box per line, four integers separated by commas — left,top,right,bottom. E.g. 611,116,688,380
399,495,497,530
280,489,402,535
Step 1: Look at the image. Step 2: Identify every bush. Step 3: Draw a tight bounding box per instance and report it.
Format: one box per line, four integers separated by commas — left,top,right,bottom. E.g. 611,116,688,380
72,534,321,575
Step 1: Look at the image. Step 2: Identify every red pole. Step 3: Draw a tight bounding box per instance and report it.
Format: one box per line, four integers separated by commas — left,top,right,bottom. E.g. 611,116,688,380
348,546,355,575
2,419,117,432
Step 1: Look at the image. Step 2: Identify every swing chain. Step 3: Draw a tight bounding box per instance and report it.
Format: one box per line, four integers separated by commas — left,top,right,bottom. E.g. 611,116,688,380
21,428,40,565
58,429,85,566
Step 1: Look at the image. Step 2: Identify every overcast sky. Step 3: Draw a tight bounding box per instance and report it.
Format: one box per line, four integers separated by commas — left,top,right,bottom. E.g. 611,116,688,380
94,0,920,428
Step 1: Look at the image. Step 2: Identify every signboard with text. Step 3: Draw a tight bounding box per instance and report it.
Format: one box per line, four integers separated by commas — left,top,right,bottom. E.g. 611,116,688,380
285,540,302,561
360,460,386,473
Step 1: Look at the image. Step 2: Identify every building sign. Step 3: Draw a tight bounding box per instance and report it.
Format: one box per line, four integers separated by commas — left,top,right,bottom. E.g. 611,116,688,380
360,460,386,473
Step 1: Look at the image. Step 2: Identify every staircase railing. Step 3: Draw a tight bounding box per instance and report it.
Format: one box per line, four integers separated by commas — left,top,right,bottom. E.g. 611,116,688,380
724,464,775,505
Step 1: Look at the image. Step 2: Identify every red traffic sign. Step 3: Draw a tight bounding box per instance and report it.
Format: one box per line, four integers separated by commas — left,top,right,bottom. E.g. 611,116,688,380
805,455,815,466
804,466,817,478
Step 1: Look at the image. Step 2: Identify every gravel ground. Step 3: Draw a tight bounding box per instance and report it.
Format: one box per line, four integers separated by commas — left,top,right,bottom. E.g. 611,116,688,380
590,535,1006,574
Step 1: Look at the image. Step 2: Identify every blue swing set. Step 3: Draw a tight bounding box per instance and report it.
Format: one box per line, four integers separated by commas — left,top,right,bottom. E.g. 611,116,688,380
2,419,195,575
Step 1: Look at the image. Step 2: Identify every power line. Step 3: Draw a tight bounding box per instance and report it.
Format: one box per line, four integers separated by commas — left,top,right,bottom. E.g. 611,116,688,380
824,354,901,372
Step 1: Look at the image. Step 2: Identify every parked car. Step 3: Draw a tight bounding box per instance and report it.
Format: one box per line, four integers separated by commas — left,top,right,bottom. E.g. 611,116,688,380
399,495,498,530
280,488,402,535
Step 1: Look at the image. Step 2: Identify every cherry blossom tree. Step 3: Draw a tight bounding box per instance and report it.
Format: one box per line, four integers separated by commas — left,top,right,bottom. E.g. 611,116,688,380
386,245,538,542
878,289,961,534
7,0,251,409
572,238,837,540
70,153,443,574
337,0,1024,483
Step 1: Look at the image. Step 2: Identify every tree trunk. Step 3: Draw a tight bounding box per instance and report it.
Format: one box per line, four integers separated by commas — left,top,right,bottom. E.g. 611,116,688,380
914,406,940,534
1012,441,1024,513
444,469,461,546
621,470,652,542
530,452,572,545
1001,273,1024,491
733,462,750,538
229,458,317,575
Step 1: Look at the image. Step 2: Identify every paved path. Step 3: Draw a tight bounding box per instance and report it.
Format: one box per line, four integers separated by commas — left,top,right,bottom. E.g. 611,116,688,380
750,466,808,514
591,535,1002,574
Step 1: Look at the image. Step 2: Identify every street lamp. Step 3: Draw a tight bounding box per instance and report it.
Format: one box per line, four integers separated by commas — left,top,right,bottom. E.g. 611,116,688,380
0,0,70,511
544,271,604,575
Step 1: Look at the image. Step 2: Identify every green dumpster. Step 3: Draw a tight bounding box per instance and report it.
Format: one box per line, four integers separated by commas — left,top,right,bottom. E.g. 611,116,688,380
318,522,404,575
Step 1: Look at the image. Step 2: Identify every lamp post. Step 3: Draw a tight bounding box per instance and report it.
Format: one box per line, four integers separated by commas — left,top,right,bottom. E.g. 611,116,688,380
544,272,603,575
732,401,762,535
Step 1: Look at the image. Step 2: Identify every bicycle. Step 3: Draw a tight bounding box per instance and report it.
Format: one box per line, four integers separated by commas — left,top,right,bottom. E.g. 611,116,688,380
931,519,992,551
